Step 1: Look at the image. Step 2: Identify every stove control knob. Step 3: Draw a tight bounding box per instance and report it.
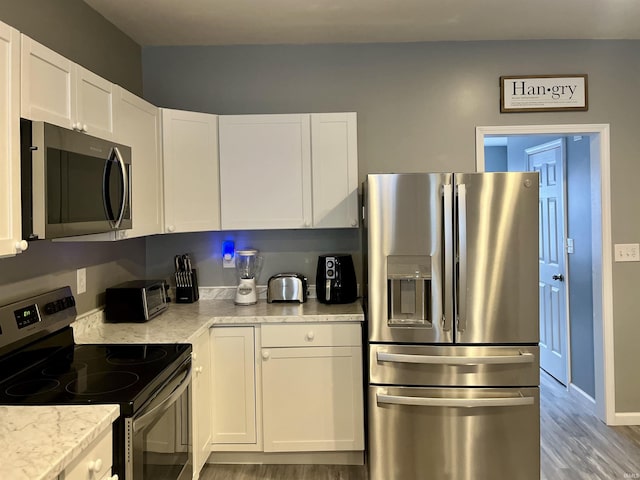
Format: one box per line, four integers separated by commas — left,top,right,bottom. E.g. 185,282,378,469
44,302,59,315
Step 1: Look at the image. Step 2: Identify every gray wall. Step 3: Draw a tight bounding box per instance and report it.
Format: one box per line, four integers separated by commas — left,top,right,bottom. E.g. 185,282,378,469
0,0,142,95
0,0,145,313
142,40,640,412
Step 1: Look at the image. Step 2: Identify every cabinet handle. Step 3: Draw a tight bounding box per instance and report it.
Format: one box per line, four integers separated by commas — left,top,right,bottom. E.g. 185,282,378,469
192,352,198,361
306,331,315,341
88,458,103,473
109,475,119,480
351,220,357,227
304,221,310,227
82,124,88,132
262,351,270,360
167,225,175,232
195,366,204,374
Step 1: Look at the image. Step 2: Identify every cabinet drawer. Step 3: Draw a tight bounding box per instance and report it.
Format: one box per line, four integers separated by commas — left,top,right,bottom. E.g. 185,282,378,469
261,323,361,347
63,427,112,480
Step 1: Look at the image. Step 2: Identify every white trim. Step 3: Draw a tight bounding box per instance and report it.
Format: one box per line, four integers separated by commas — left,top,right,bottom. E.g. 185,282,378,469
569,382,596,415
476,123,614,425
612,412,640,426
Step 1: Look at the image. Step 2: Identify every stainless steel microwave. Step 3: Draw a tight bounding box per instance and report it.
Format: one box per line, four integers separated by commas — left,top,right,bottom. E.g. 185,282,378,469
20,119,132,239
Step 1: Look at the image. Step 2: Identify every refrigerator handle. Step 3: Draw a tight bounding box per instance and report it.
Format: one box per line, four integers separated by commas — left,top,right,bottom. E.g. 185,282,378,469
443,183,454,332
457,183,468,334
377,393,535,408
377,351,535,365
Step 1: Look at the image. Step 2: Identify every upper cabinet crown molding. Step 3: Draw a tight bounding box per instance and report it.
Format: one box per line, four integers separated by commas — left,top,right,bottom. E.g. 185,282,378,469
218,112,358,230
0,21,26,258
20,35,115,140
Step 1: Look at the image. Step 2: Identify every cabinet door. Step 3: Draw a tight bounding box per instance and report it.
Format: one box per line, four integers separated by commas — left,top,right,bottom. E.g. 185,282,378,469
62,426,112,480
219,114,312,229
311,113,359,228
75,65,114,140
192,328,212,475
114,87,163,238
21,35,75,129
0,22,24,258
210,326,257,446
162,109,220,233
261,345,364,452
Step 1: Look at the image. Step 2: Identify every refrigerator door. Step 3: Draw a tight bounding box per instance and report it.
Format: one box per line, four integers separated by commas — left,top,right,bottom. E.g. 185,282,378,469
366,173,454,344
368,385,540,480
455,172,539,344
369,344,539,387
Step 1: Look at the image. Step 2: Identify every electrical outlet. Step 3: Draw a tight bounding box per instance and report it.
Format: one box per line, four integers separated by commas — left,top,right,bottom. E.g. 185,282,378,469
614,243,640,262
77,268,87,294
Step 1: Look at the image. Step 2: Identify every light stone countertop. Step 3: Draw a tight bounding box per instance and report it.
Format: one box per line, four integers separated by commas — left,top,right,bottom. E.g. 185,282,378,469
0,404,119,480
74,297,364,345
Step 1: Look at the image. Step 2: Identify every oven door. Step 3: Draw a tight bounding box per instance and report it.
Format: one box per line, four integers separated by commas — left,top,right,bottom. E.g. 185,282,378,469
125,358,192,480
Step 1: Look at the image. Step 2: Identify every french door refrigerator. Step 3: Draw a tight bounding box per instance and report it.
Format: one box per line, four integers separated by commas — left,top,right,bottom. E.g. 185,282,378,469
365,172,540,480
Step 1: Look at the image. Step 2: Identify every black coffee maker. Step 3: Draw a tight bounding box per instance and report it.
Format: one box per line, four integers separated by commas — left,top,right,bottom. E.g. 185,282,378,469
316,254,357,304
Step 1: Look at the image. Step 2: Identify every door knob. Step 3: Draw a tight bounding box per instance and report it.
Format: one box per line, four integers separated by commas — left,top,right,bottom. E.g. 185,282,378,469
552,274,564,281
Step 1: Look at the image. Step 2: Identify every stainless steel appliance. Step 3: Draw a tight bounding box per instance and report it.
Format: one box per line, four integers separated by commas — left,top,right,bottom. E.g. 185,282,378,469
365,172,540,480
105,279,169,322
316,254,357,304
267,273,308,303
0,287,192,480
20,119,132,239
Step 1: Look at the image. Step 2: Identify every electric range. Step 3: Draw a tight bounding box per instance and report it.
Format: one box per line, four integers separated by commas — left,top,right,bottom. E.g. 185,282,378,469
0,287,193,480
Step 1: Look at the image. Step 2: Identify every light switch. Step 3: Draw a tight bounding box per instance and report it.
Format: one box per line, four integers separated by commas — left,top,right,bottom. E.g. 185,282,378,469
614,243,640,262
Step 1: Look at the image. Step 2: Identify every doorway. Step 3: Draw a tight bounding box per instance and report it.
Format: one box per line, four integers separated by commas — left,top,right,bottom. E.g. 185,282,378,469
475,124,614,425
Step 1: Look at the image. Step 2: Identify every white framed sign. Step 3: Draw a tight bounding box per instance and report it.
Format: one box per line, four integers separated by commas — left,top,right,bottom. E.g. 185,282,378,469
500,74,588,112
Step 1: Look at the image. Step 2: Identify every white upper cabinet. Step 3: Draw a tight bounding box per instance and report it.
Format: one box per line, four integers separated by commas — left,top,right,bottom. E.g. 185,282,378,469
113,87,163,238
161,108,220,233
0,21,26,258
21,35,114,139
219,114,312,230
218,112,358,230
311,113,359,228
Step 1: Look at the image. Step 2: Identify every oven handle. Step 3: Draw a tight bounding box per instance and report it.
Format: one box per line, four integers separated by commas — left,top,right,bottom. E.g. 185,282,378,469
132,358,192,433
377,393,535,408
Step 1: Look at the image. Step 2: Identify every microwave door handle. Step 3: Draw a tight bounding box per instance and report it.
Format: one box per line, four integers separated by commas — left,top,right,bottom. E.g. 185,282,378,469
111,146,128,229
102,156,116,227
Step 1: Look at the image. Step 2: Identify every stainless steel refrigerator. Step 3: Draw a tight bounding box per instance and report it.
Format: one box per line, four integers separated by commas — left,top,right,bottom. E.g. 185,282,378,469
365,172,540,480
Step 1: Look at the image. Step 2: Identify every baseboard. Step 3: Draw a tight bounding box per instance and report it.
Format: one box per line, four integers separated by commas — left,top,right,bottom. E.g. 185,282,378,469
612,412,640,426
207,450,364,465
568,382,596,415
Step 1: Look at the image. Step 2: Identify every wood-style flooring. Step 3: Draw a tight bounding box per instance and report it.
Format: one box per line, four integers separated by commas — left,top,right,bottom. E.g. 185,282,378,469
200,371,640,479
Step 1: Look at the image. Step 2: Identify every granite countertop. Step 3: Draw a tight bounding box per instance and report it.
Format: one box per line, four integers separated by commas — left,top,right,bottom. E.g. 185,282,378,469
0,404,119,480
74,297,364,345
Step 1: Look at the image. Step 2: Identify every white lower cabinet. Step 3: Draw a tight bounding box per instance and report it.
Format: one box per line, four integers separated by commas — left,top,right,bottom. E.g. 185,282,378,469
260,323,364,452
210,326,258,449
59,426,116,480
192,328,212,477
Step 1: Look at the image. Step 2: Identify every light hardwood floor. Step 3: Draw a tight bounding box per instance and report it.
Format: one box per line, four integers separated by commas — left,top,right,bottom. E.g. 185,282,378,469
200,371,640,479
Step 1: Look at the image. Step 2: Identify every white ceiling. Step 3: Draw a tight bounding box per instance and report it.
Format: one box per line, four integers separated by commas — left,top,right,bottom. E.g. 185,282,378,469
83,0,640,47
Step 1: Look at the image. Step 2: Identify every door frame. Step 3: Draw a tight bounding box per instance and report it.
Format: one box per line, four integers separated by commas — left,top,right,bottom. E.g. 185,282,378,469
475,123,614,425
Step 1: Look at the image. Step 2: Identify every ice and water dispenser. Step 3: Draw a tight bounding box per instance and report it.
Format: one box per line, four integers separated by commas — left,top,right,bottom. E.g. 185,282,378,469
386,255,432,326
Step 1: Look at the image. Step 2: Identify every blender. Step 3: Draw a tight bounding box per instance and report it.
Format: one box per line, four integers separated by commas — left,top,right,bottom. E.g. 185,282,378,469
235,249,263,305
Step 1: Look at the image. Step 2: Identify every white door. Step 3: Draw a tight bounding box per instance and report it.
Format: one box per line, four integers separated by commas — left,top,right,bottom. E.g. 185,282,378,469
526,139,568,385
